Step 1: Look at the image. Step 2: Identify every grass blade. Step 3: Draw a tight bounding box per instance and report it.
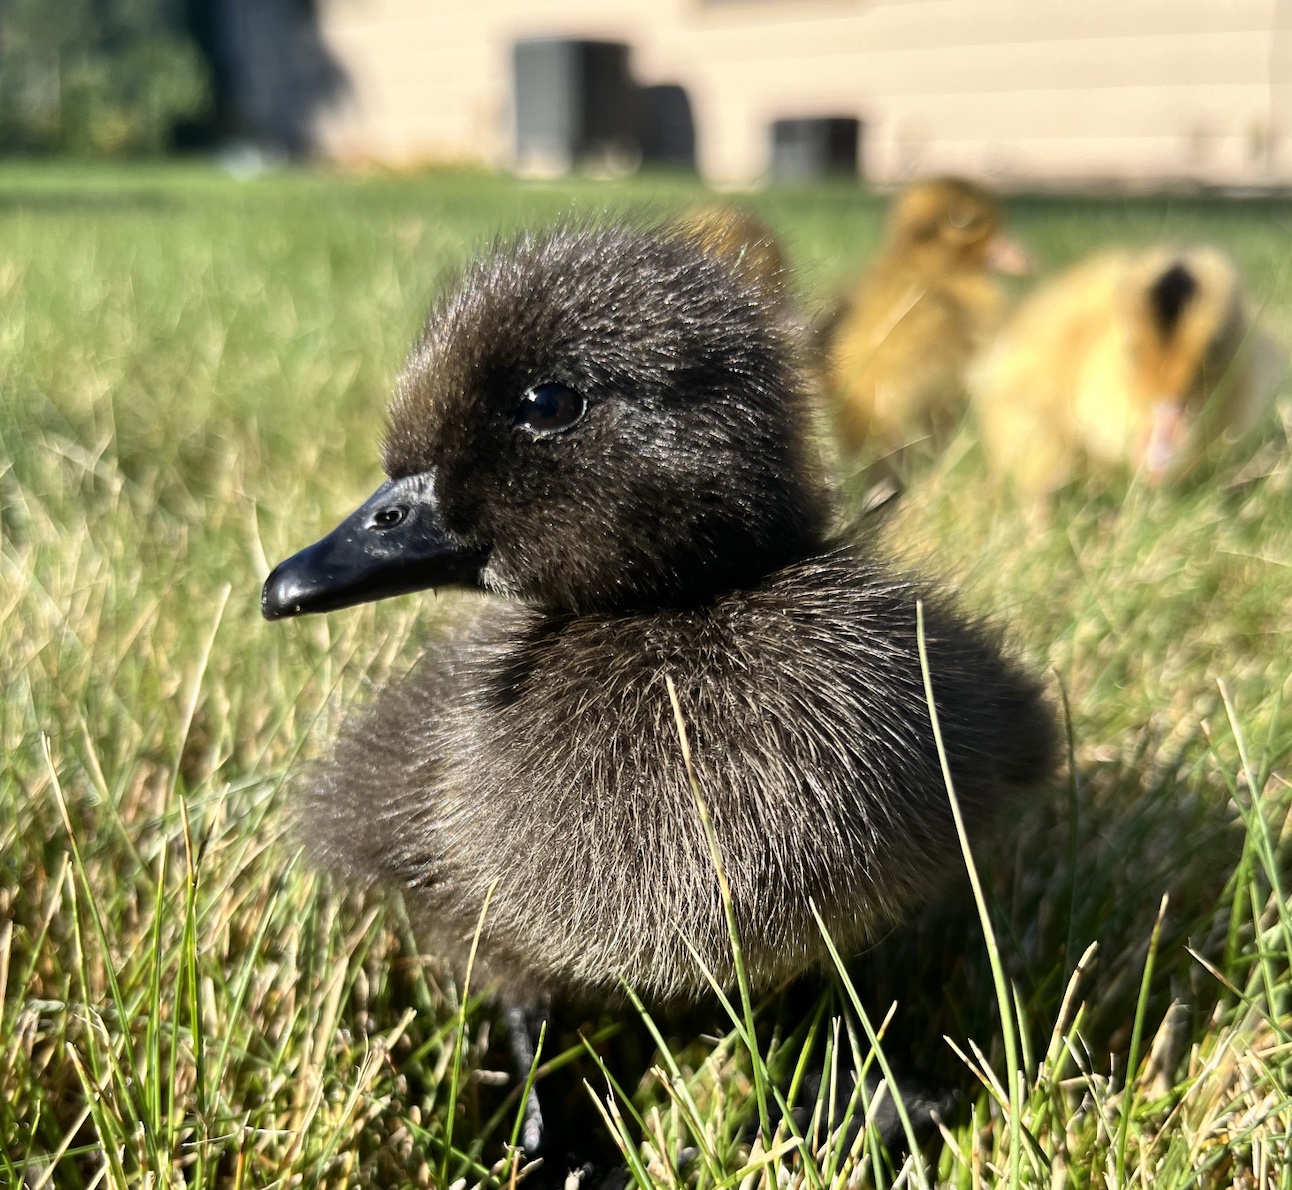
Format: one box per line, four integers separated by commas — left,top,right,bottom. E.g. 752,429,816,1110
915,601,1022,1190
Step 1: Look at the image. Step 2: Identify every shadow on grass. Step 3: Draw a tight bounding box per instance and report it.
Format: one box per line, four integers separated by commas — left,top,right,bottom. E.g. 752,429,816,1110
835,744,1244,1098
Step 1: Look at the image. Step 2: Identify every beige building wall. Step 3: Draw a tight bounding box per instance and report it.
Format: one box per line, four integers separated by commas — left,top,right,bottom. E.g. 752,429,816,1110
313,0,1290,186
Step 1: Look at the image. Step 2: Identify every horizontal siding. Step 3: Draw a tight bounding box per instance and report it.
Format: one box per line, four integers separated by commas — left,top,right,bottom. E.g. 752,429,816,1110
312,0,1289,184
689,0,1275,46
690,33,1269,94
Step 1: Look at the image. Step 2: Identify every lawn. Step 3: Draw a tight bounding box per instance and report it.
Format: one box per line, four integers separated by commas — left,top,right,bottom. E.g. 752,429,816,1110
0,163,1289,1189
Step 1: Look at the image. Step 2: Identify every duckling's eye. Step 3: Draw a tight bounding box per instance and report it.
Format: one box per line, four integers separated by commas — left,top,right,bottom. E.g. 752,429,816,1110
515,382,586,435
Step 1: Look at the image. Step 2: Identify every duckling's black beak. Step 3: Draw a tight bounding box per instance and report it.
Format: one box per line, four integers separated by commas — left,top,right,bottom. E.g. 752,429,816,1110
261,475,485,619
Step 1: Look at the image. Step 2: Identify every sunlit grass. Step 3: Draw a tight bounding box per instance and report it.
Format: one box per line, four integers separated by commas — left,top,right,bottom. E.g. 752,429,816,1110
0,163,1289,1187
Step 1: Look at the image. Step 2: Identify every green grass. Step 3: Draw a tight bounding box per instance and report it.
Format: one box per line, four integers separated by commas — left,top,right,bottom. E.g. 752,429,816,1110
1,162,1289,1188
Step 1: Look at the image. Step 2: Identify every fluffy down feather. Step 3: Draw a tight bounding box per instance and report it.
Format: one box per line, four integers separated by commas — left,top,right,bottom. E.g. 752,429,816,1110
822,177,1026,460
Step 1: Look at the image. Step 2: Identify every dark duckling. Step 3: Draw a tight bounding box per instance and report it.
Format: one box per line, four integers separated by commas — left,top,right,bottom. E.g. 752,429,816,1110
262,220,1057,1142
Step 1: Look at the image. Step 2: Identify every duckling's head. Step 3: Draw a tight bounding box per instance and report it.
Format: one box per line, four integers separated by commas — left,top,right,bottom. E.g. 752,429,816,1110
263,223,829,618
886,176,1028,274
1123,248,1246,477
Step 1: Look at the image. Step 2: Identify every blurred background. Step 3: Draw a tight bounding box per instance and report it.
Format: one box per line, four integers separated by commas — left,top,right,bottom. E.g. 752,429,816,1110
4,0,1292,190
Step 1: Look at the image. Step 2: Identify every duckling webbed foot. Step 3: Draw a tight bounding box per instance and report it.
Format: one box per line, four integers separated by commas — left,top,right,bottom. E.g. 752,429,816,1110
860,1066,959,1156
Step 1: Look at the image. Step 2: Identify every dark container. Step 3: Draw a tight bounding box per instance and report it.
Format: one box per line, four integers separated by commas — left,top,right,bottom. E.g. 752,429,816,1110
638,83,696,168
769,117,862,182
513,38,638,173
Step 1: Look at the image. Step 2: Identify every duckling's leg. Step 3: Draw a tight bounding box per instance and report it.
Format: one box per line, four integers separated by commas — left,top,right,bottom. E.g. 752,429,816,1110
857,1064,959,1156
790,1056,958,1158
762,983,959,1161
505,1004,548,1157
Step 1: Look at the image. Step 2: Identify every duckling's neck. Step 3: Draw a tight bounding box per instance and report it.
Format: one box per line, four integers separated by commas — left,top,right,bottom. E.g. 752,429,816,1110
480,468,833,616
537,524,829,616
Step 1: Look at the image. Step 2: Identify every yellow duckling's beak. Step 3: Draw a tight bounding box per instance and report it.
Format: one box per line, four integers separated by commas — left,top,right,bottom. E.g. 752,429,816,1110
986,234,1031,276
1142,399,1190,480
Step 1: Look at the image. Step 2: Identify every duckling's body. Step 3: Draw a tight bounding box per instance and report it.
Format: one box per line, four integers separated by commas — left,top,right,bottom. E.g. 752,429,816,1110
264,222,1056,1012
823,177,1027,459
972,247,1287,495
309,549,1050,1005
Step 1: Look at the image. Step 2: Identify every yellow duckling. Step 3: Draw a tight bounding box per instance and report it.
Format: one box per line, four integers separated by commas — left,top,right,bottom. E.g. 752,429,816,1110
971,246,1287,495
824,176,1028,460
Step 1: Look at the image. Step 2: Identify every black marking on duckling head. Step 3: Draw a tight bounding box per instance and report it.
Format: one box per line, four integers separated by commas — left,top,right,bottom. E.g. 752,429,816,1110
1147,261,1199,341
266,223,830,619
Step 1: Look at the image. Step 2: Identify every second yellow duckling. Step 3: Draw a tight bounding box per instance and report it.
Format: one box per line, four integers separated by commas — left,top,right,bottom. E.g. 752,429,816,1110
971,246,1287,496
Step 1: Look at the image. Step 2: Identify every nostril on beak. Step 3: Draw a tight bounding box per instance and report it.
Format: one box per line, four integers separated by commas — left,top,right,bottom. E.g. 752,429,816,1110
372,504,409,529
